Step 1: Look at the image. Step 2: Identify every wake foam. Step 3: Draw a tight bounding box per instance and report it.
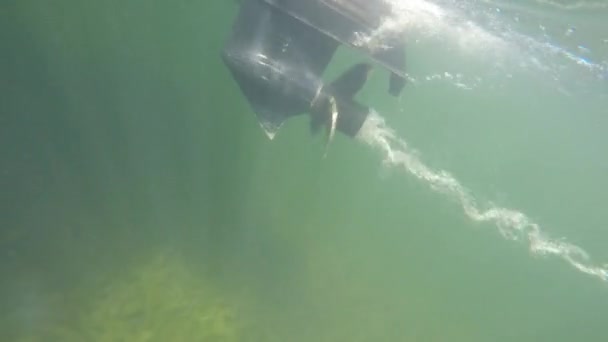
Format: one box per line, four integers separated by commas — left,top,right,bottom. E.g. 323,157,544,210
355,0,607,94
356,110,608,283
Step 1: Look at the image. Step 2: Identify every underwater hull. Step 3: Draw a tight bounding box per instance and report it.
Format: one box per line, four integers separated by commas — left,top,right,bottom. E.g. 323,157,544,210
263,0,406,78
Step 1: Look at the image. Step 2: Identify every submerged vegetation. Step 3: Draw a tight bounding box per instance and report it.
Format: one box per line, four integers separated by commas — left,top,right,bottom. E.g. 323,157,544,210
9,251,242,342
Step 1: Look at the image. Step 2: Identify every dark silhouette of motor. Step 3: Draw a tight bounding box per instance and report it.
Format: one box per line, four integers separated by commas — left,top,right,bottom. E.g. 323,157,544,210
221,0,406,143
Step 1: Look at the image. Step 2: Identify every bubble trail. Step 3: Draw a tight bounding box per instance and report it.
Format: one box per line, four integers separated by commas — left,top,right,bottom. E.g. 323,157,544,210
356,110,608,283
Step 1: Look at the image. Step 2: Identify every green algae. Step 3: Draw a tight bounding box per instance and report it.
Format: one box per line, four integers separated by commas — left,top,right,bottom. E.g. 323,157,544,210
38,251,242,342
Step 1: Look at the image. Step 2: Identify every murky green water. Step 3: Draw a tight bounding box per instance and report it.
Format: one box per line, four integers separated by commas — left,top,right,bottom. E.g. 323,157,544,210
2,1,607,341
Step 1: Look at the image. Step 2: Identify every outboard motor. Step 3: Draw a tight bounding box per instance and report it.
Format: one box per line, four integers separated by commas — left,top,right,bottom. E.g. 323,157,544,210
221,0,406,140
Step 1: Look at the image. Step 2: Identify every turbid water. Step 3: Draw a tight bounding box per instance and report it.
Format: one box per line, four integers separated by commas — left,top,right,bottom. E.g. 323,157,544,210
1,0,607,341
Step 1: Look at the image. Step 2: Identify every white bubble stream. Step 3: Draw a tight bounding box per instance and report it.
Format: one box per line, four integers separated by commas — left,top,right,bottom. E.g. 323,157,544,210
356,111,608,283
